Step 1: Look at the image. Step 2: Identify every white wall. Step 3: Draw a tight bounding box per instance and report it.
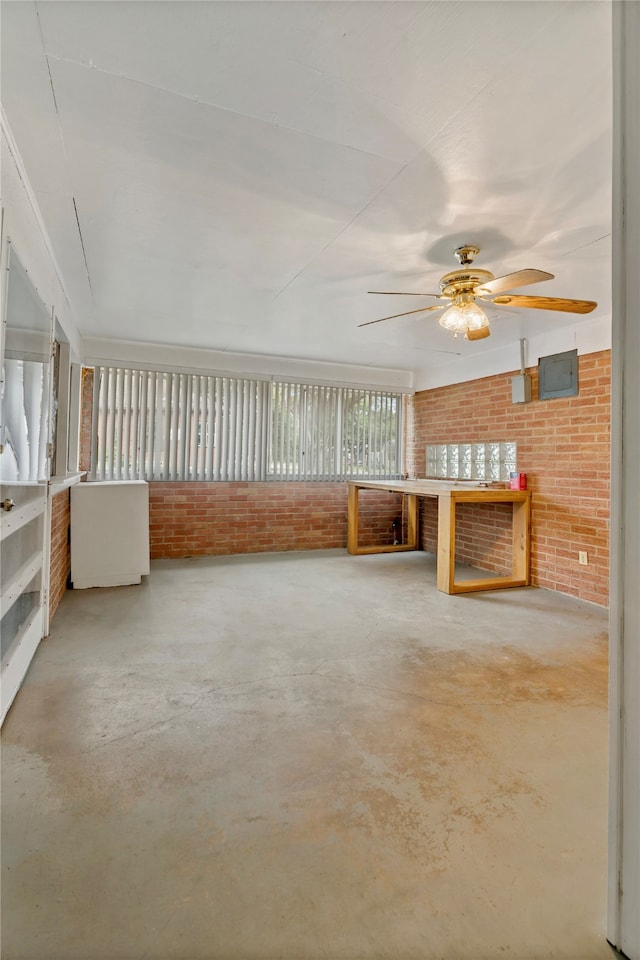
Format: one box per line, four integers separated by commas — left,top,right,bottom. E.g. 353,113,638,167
608,3,640,957
413,313,611,391
1,110,82,360
82,335,414,394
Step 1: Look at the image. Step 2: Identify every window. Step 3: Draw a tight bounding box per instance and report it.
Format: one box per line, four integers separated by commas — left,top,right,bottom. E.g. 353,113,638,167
1,358,50,482
426,442,517,482
88,366,403,482
268,383,400,481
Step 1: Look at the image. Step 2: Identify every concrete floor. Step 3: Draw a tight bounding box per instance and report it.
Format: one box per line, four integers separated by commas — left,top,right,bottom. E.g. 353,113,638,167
1,550,615,960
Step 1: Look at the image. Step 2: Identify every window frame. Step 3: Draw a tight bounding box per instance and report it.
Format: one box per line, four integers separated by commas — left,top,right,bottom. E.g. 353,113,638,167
87,365,405,483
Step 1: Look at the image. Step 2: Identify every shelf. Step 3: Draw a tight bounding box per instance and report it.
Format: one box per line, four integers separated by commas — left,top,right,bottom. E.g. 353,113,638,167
0,497,46,543
0,551,43,619
48,473,85,495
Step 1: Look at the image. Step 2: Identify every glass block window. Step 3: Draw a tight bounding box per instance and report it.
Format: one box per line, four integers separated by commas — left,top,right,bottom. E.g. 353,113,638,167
426,442,517,482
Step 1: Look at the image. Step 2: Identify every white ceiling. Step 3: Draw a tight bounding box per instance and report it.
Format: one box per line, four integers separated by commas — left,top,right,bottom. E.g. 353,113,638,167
1,0,612,381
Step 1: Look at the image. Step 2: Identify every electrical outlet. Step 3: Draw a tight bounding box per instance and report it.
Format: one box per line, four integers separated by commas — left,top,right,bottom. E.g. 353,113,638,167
578,551,589,566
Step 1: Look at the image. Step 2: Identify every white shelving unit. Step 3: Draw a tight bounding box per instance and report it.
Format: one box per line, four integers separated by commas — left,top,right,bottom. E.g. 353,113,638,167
0,483,47,724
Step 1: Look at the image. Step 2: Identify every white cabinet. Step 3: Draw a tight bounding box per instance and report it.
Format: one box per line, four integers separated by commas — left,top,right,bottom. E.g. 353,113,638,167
71,481,150,589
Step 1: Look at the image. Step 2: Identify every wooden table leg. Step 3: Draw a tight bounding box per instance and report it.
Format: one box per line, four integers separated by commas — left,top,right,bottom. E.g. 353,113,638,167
436,494,455,593
405,494,418,549
347,483,359,554
511,498,531,583
447,492,531,594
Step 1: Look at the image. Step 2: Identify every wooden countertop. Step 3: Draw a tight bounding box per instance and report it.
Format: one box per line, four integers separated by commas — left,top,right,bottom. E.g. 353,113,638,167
347,479,528,499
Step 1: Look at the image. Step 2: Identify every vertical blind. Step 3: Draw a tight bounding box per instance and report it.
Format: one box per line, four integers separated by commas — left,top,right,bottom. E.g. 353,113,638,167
89,366,402,482
1,359,50,482
268,382,400,480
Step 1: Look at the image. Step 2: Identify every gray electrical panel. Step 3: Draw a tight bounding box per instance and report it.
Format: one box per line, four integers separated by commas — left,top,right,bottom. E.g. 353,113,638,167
538,349,579,399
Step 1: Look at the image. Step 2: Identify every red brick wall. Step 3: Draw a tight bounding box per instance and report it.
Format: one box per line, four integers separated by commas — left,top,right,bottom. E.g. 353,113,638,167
419,499,515,577
409,350,610,605
149,482,403,559
49,489,70,622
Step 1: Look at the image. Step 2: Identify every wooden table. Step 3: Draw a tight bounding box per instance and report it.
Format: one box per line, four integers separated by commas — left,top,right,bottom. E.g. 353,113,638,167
347,479,531,595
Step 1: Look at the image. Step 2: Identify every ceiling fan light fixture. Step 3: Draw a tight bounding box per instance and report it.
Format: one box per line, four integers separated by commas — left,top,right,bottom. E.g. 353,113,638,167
364,245,597,337
439,300,490,338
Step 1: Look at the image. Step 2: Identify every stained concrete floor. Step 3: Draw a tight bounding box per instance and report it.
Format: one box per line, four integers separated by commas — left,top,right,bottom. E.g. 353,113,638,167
1,550,615,960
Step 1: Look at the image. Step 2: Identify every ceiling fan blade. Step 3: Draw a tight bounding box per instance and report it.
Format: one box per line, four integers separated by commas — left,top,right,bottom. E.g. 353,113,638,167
492,294,597,314
476,269,554,295
466,326,491,341
367,290,443,297
358,304,445,327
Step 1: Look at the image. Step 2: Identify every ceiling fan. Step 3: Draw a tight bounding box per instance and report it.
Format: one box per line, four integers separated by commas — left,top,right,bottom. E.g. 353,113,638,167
360,245,597,340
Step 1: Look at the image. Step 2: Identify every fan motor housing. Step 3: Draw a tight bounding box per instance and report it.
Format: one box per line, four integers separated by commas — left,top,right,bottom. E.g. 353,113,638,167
439,268,495,297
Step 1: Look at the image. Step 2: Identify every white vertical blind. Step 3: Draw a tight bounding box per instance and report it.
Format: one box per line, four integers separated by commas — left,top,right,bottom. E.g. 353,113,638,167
267,382,400,480
90,369,270,482
89,367,402,482
0,359,50,483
